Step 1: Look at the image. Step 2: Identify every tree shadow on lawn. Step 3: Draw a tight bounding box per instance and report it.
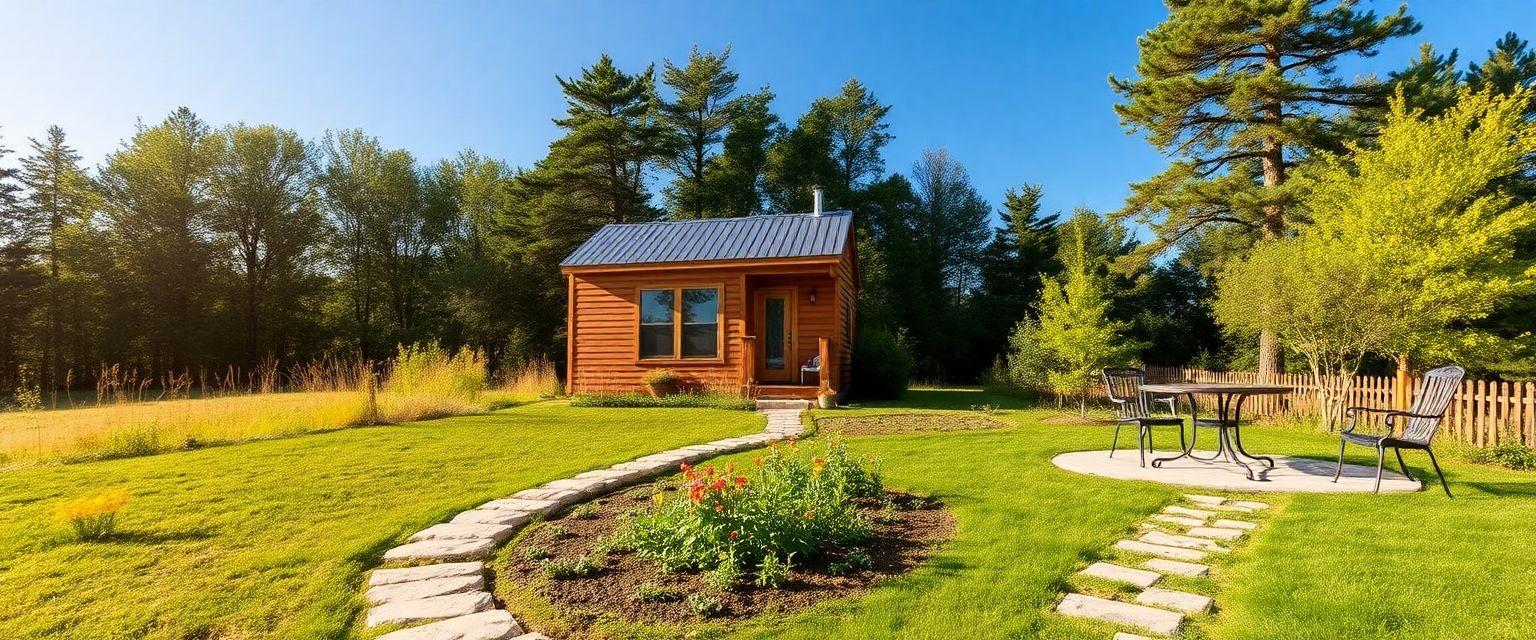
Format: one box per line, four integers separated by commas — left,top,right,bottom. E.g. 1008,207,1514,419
1463,482,1536,497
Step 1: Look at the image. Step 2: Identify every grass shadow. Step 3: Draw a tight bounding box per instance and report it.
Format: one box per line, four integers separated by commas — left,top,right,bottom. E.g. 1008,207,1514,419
846,388,1032,411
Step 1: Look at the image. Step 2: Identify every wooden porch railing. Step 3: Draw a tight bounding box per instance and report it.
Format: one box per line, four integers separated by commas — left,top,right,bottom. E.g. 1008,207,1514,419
741,336,756,387
818,337,833,394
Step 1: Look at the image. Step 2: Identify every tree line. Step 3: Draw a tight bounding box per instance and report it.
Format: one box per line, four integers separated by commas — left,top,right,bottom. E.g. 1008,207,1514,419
0,47,1207,395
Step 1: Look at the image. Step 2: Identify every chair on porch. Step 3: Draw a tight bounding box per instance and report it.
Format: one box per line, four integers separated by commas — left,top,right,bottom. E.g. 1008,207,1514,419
1333,364,1463,497
1102,369,1185,467
800,355,822,386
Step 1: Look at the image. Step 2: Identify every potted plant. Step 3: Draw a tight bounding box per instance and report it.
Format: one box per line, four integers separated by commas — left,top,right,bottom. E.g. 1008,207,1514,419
817,391,837,409
642,369,681,397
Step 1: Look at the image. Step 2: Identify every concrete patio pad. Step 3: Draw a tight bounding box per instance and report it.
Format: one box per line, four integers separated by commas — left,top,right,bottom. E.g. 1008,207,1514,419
1052,449,1421,493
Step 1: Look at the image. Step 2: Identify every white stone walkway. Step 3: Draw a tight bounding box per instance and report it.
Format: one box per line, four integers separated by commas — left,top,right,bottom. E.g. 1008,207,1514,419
363,407,808,640
1055,493,1273,637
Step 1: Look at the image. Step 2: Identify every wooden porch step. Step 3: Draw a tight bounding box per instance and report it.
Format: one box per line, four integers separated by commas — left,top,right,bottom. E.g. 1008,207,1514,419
755,399,811,410
754,385,820,400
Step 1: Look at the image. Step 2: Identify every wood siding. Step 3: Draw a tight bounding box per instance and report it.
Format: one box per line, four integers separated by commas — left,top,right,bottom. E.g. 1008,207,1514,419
564,236,857,396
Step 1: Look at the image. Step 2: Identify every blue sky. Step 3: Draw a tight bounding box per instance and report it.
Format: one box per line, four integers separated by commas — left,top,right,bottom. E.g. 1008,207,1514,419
2,1,1531,224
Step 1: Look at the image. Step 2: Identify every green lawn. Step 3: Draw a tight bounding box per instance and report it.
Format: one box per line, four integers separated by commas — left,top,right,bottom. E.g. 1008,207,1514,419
0,402,763,639
718,389,1536,640
3,390,1531,639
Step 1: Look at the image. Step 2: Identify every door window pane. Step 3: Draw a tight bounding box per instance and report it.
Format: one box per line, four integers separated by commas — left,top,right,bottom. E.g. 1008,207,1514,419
764,297,785,369
681,288,719,358
639,289,674,358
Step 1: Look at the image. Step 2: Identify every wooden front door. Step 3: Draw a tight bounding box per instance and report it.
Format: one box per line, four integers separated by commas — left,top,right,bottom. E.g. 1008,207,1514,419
753,287,796,383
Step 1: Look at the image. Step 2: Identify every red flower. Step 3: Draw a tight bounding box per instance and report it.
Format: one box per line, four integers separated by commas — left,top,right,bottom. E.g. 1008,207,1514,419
680,462,693,474
714,502,724,512
711,478,727,491
734,475,747,488
729,530,739,540
804,511,815,520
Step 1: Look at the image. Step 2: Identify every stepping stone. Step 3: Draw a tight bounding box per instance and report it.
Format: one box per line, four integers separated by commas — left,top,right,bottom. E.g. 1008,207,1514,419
366,591,495,627
1231,500,1269,510
512,634,553,640
1214,518,1257,530
1078,562,1161,588
378,610,523,640
510,488,579,505
1115,539,1208,562
480,498,557,513
1151,514,1206,527
410,523,518,545
1208,503,1256,513
368,574,485,605
540,478,608,495
1187,526,1245,541
1113,634,1157,640
1183,494,1226,506
384,538,499,563
1056,593,1183,637
451,509,532,527
1140,531,1228,552
1136,587,1214,614
370,562,484,587
1163,505,1216,519
1144,558,1210,577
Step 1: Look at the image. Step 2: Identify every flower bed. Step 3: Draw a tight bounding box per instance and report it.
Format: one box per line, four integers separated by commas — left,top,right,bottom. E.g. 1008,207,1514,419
497,440,954,636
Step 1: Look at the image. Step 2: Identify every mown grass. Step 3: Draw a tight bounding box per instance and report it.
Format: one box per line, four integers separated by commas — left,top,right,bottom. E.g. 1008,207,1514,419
0,402,763,639
719,389,1536,640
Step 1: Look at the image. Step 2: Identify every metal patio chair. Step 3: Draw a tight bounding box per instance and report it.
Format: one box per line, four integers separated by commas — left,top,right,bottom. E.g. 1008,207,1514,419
1103,369,1185,467
800,355,821,386
1333,365,1464,497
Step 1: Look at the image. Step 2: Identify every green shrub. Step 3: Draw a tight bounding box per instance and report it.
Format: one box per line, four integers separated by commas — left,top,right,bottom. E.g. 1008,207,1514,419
518,545,551,561
851,327,912,399
634,582,683,603
702,554,742,592
685,592,727,617
54,488,129,542
1469,442,1536,471
542,555,600,579
386,342,487,397
754,552,792,588
569,502,600,520
569,391,754,410
620,439,880,573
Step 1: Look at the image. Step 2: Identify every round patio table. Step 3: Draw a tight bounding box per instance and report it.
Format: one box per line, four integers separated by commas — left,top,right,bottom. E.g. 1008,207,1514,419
1140,382,1292,481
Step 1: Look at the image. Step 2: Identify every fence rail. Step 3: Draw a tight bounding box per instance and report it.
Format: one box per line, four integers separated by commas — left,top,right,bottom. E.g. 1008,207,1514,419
1145,366,1536,448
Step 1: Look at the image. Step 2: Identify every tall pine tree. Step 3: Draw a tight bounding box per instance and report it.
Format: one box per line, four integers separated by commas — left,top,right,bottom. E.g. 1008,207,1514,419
1110,0,1418,375
19,126,96,390
660,46,740,219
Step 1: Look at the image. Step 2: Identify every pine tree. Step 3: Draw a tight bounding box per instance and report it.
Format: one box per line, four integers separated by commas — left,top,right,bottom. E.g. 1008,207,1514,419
660,46,740,219
1036,209,1141,414
972,183,1059,370
99,107,222,373
766,78,891,211
1467,32,1536,100
548,54,664,224
19,126,96,391
1110,0,1419,375
704,89,778,216
0,131,43,391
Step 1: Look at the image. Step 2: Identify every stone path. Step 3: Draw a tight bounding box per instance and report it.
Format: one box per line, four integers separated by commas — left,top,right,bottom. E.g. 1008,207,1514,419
1055,493,1274,637
362,406,808,639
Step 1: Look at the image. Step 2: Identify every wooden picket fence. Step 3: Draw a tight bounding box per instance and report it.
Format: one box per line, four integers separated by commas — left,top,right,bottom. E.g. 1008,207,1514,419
1145,366,1536,448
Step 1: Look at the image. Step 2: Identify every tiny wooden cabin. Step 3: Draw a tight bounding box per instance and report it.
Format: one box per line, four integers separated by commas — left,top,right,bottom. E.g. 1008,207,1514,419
560,207,857,400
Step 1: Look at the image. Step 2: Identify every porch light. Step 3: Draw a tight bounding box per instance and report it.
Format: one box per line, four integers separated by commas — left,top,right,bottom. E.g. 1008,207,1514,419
809,288,817,303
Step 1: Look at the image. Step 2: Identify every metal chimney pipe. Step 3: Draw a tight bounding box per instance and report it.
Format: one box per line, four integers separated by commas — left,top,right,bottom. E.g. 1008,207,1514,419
812,185,824,216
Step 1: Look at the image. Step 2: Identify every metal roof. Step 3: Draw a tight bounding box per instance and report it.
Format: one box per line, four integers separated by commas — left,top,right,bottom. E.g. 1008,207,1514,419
561,211,853,268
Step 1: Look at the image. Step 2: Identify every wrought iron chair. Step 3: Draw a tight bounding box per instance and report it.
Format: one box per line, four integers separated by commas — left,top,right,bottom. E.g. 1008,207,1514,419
1333,365,1463,497
1103,369,1185,467
800,355,821,385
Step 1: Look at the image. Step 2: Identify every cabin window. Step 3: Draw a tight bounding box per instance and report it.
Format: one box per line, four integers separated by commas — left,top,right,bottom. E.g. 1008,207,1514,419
637,286,721,360
639,289,675,358
681,288,719,358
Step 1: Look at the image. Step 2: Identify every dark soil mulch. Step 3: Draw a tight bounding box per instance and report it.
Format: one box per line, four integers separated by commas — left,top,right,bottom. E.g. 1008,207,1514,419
498,482,955,637
816,412,1007,435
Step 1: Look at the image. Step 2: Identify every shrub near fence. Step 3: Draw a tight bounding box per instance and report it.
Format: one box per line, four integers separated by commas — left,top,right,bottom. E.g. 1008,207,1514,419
1146,366,1536,449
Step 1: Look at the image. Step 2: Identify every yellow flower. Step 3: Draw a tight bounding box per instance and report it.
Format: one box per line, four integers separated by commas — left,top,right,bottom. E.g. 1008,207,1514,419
53,488,129,525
